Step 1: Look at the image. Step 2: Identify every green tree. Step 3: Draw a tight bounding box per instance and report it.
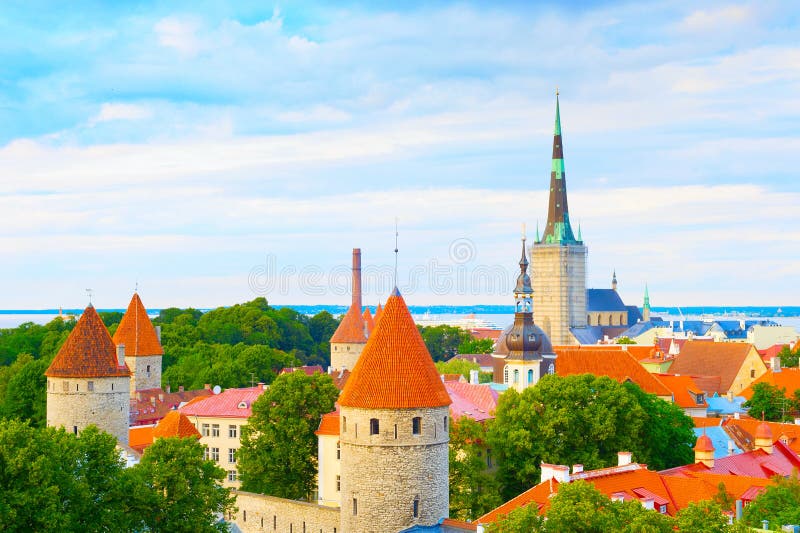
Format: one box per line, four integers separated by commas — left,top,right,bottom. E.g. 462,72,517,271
418,325,470,362
742,473,800,530
238,371,339,499
131,436,235,532
436,358,480,380
487,374,646,498
675,500,728,533
449,417,503,520
623,382,695,470
777,345,799,368
487,503,545,532
1,357,48,426
616,336,637,344
458,337,495,354
743,382,791,422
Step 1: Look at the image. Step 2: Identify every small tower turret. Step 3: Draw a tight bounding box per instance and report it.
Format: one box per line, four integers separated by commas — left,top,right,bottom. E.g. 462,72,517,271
113,292,164,395
694,432,715,468
643,284,651,322
754,422,774,454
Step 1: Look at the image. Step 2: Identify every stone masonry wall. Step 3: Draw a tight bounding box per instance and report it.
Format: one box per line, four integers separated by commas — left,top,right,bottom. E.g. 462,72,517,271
46,375,130,445
127,354,162,394
330,343,364,372
233,492,340,533
339,406,449,533
532,244,586,346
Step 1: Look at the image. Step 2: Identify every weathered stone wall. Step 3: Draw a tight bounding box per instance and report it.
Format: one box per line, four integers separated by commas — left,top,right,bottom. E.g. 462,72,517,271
330,343,364,372
46,376,130,445
126,354,162,393
233,491,340,533
532,243,587,346
339,406,449,533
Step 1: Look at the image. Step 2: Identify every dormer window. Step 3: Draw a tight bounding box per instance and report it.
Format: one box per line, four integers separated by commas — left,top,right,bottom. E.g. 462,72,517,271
238,401,249,409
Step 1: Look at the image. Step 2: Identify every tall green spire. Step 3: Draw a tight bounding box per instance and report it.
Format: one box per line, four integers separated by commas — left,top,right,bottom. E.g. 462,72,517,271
644,284,650,309
541,90,578,245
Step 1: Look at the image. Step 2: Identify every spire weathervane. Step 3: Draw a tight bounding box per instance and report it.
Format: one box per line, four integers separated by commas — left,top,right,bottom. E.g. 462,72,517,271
394,217,399,288
86,288,93,306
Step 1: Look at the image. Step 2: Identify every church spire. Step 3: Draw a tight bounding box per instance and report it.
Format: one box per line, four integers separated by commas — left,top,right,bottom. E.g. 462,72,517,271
643,284,651,322
612,270,618,291
541,92,578,245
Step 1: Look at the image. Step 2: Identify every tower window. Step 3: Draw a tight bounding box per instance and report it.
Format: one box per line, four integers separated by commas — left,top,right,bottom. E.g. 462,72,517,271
336,441,340,460
336,475,341,491
73,426,78,435
394,424,398,439
342,417,347,433
413,496,420,518
87,381,94,392
443,417,448,432
63,381,69,392
353,498,358,516
369,418,379,435
76,383,79,391
412,417,422,435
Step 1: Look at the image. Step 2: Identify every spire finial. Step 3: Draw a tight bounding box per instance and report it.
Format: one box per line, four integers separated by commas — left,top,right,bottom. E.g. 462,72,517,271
135,280,139,293
577,222,582,242
85,288,93,307
535,220,540,243
394,217,399,288
556,86,559,97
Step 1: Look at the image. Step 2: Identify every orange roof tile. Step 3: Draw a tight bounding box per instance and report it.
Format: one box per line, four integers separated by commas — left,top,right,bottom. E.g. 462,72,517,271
315,409,340,436
668,342,758,394
693,417,722,428
740,367,800,400
722,418,800,453
362,308,375,334
694,434,714,452
656,374,708,408
330,306,367,344
755,422,772,440
112,293,164,356
554,349,671,396
339,289,452,409
153,410,201,440
129,425,154,452
374,302,383,324
46,305,131,378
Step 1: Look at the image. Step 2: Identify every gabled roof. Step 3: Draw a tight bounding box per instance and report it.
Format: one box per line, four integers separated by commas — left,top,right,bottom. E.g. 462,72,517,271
330,306,367,344
554,348,671,396
112,293,164,357
722,418,800,454
668,341,760,394
315,406,340,436
586,289,628,312
130,387,213,426
656,374,708,409
46,305,131,378
339,289,451,409
179,385,266,418
740,367,800,400
153,410,201,440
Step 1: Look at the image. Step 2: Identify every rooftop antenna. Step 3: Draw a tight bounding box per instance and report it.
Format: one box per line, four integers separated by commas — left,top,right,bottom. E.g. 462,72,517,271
85,288,93,307
394,217,399,288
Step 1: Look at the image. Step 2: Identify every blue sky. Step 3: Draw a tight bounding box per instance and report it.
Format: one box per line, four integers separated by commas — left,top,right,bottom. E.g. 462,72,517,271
1,0,798,308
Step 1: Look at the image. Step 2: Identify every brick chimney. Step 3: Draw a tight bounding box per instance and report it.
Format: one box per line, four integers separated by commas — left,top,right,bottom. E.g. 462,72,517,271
352,248,362,311
540,463,570,484
618,451,632,466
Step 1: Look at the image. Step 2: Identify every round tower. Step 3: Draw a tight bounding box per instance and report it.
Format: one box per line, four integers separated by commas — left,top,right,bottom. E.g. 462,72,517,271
338,288,451,533
113,292,164,395
754,422,774,454
45,305,131,445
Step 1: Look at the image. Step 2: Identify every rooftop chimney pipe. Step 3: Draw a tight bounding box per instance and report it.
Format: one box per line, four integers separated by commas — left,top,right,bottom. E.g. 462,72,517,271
352,248,362,311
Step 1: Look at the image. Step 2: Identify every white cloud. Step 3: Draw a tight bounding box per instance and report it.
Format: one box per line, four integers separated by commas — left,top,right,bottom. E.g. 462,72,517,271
154,17,203,55
680,5,752,32
90,103,153,124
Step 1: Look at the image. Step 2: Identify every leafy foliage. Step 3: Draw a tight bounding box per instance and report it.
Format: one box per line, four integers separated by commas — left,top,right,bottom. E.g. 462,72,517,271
743,382,792,422
675,500,729,533
449,416,503,520
742,473,800,529
458,337,495,354
418,324,471,362
777,344,800,368
238,371,339,499
487,374,648,498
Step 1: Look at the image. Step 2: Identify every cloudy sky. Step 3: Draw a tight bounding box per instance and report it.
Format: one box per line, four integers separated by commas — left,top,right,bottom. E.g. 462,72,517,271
1,0,798,309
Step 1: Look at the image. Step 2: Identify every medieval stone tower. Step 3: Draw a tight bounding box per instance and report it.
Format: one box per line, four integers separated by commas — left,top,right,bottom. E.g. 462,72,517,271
45,304,131,445
330,248,368,371
532,94,587,345
113,292,164,394
338,288,451,533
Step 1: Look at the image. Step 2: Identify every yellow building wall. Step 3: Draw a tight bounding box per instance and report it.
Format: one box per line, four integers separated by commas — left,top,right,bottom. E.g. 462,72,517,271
185,414,247,488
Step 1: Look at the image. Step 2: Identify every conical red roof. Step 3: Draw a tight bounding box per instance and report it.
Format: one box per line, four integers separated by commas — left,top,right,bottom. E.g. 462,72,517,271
374,302,383,324
694,434,714,452
46,305,131,378
339,289,451,409
113,293,164,356
362,307,375,334
330,306,367,344
153,410,201,440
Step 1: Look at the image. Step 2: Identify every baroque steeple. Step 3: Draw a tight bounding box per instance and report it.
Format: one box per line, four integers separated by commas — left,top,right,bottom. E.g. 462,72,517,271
541,92,580,245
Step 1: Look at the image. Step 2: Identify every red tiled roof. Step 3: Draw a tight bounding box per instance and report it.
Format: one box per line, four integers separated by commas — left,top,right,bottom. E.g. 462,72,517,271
130,387,213,426
330,306,367,344
722,418,800,454
668,342,759,394
362,308,375,334
179,386,266,418
153,410,201,439
112,293,164,357
445,381,499,422
451,353,495,368
442,373,464,382
374,302,383,324
694,434,714,452
129,425,154,453
339,290,452,409
469,328,502,341
757,343,790,360
662,441,800,479
656,374,708,408
46,305,131,378
554,348,671,396
315,407,340,436
693,417,722,429
740,367,800,400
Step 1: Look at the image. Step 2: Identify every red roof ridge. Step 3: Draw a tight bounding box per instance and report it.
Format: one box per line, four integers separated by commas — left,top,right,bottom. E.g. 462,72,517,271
339,290,451,409
46,305,131,378
112,293,164,357
153,410,201,439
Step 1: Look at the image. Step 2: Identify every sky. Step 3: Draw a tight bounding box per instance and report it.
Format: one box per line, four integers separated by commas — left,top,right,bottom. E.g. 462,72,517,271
1,0,799,309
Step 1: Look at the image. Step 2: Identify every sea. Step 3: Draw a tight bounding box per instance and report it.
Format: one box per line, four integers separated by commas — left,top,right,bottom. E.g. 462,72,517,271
2,306,799,333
